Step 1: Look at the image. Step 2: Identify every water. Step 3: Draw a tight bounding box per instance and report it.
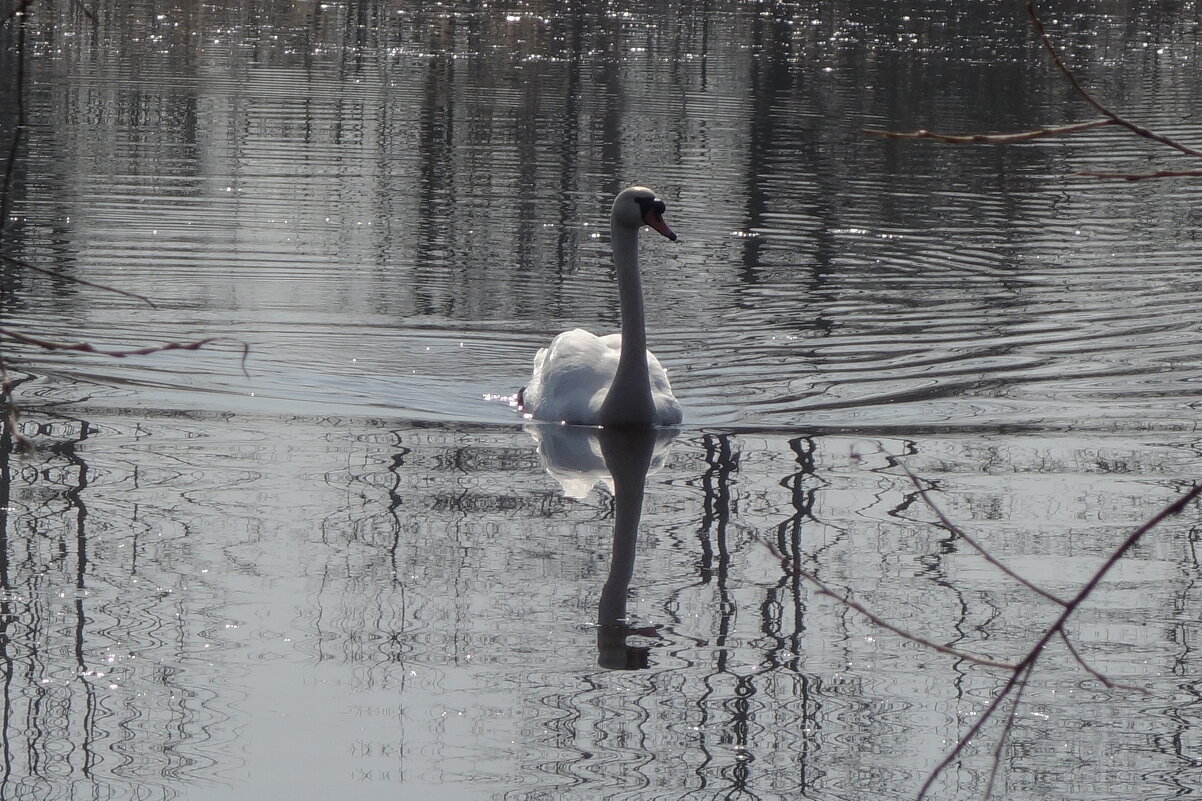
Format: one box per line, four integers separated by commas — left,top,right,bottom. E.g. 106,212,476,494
3,1,1202,799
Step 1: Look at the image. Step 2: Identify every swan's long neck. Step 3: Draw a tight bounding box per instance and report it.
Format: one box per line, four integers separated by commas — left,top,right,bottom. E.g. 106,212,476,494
598,222,655,427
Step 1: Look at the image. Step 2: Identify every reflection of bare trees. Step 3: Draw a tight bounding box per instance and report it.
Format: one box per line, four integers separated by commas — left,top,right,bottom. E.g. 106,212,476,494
0,402,1191,799
0,414,233,797
671,434,827,798
774,444,1202,800
297,425,1202,799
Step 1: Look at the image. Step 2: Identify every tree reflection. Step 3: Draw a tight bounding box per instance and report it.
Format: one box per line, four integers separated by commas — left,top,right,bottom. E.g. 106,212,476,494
526,426,822,793
0,421,15,788
0,414,230,796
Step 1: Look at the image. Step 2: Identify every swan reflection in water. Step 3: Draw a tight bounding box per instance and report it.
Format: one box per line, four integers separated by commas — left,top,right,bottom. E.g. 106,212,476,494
525,423,677,670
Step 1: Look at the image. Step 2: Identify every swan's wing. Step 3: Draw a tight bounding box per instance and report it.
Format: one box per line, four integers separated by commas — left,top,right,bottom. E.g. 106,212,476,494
522,329,619,424
524,329,682,426
646,351,683,425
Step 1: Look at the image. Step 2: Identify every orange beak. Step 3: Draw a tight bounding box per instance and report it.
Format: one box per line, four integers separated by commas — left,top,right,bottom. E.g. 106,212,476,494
643,209,677,241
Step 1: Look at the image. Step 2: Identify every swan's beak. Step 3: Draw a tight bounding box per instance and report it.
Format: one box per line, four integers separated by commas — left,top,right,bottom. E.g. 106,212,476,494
643,210,677,241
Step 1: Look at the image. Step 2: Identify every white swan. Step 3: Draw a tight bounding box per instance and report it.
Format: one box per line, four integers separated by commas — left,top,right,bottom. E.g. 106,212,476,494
519,186,683,427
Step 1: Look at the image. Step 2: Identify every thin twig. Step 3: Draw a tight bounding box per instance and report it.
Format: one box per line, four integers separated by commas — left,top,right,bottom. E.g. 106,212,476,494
983,666,1033,801
862,118,1114,144
1058,629,1144,692
0,327,212,357
892,458,1069,607
789,558,1016,670
0,326,251,376
1054,483,1202,618
1027,0,1202,161
790,468,1200,798
916,481,1202,799
0,253,158,307
1077,169,1202,181
865,2,1202,180
918,660,1034,801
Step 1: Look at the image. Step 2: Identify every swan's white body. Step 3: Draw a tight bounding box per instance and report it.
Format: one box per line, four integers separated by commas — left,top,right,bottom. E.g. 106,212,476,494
523,329,681,426
521,187,683,427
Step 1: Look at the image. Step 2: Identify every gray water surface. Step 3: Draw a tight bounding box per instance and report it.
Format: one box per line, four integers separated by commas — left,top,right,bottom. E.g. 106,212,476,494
3,1,1202,799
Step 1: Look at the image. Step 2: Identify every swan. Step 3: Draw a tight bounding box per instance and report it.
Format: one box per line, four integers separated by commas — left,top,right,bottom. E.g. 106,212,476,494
519,186,683,427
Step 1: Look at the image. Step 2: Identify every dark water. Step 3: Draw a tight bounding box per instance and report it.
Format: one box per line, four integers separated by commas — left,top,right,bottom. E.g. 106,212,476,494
3,1,1202,799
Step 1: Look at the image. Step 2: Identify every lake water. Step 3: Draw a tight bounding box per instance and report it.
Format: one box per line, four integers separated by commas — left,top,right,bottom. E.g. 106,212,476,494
3,1,1202,799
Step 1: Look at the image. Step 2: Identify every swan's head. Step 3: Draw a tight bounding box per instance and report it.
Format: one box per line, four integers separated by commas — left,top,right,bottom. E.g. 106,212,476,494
613,186,677,242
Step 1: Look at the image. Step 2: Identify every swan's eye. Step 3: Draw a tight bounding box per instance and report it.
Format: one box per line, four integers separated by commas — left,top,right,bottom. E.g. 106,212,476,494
651,199,666,215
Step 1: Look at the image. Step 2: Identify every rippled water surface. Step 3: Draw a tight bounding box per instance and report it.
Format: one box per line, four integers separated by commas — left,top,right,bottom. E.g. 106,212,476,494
3,1,1202,799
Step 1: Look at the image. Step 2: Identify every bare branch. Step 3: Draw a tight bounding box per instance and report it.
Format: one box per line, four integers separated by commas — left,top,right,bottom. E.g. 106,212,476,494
785,556,1016,670
1078,169,1202,181
983,667,1032,801
1027,0,1202,161
917,481,1202,799
862,119,1114,144
866,1,1202,179
0,327,207,357
918,661,1034,801
0,253,158,307
892,458,1070,607
1057,629,1144,692
850,451,1200,798
1049,482,1202,622
765,539,1011,668
0,326,251,377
